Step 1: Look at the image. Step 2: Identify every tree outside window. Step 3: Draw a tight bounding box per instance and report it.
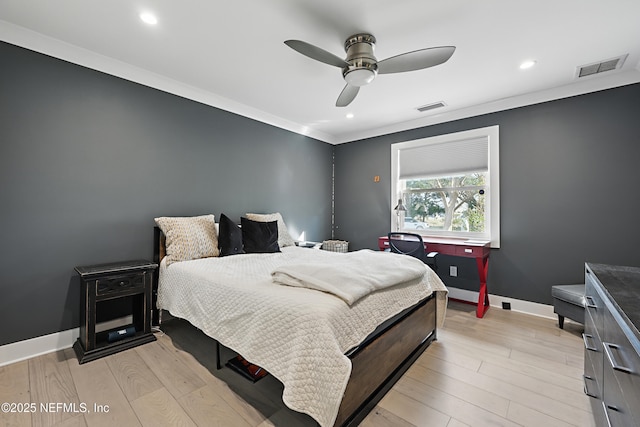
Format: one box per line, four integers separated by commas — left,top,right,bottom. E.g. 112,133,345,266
402,172,486,233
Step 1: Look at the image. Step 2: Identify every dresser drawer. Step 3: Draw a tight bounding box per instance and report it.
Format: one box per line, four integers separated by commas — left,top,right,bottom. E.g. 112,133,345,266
585,304,602,343
585,271,605,340
584,370,605,427
602,369,635,427
96,272,146,297
583,367,601,400
584,332,603,398
603,312,640,425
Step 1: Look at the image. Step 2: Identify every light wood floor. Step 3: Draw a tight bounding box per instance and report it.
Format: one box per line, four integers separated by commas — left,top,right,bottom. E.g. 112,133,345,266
0,300,595,427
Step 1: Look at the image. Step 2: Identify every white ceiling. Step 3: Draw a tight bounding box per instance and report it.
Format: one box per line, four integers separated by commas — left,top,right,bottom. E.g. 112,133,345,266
1,0,640,144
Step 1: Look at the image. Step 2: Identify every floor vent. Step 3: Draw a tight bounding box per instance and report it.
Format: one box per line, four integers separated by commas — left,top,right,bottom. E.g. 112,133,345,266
416,101,446,113
577,54,627,78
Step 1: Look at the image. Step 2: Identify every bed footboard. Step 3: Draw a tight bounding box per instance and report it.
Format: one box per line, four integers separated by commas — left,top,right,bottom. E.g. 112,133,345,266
336,294,437,426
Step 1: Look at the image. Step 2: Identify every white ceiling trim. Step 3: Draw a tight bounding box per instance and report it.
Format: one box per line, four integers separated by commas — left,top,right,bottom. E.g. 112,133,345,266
334,69,640,144
2,19,639,146
0,20,335,143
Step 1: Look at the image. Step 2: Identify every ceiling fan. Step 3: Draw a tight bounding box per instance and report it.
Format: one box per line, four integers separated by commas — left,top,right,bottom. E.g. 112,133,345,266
284,33,455,107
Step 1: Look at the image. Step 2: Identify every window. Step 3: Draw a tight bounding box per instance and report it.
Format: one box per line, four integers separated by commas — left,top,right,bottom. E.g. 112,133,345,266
391,125,500,247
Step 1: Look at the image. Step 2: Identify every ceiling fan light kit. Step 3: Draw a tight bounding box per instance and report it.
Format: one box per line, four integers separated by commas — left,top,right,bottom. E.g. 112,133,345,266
285,33,456,107
342,34,378,87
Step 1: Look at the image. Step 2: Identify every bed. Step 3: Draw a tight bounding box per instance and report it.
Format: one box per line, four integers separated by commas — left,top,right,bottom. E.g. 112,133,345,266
151,215,447,427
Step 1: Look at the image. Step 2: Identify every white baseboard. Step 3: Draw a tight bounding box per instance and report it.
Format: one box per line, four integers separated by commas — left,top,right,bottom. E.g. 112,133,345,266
1,294,557,368
447,287,556,319
0,316,132,368
0,328,78,368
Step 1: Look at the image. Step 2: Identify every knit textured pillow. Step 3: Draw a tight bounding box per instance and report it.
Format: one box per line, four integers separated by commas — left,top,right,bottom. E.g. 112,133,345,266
245,212,296,247
154,215,219,265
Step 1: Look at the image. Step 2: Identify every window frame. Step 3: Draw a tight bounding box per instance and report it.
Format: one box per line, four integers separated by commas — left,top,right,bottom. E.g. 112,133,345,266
390,125,500,247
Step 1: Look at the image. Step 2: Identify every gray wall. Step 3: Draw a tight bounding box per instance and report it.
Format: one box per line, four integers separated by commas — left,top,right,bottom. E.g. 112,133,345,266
0,42,333,346
2,37,640,348
334,84,640,304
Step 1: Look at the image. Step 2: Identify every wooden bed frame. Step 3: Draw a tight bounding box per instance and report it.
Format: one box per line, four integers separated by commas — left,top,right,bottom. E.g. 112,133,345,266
152,227,438,427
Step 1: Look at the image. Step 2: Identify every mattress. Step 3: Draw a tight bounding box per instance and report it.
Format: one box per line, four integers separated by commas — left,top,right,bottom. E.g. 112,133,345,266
157,246,447,427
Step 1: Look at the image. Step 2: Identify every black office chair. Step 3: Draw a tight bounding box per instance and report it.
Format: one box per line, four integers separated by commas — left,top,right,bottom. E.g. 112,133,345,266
387,232,437,270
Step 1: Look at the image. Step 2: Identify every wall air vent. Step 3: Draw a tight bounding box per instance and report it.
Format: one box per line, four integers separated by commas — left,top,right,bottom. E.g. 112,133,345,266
577,54,627,78
416,101,446,113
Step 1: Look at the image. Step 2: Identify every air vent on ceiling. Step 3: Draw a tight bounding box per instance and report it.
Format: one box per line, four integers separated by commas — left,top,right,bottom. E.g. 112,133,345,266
577,54,627,78
416,101,446,113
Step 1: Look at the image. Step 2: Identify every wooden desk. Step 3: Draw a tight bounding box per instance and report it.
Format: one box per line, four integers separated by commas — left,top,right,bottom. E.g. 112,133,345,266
379,236,491,318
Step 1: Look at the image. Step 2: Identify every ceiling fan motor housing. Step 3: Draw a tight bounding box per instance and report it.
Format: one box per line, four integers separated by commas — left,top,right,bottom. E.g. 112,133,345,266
342,33,378,86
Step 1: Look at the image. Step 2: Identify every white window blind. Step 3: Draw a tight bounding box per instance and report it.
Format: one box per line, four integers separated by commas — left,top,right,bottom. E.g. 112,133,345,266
398,136,488,180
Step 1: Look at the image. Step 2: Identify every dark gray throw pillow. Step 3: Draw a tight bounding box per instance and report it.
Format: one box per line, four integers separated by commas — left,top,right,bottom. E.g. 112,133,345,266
241,217,280,253
218,213,245,257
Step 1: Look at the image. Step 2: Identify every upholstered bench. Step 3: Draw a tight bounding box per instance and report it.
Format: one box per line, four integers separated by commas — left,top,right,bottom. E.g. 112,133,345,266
551,284,585,329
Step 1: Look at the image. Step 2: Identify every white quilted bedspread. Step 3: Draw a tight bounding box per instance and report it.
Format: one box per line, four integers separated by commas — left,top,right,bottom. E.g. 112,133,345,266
157,246,447,427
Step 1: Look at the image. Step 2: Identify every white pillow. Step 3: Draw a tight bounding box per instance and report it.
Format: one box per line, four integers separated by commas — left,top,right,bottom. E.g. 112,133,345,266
245,212,296,247
154,214,219,265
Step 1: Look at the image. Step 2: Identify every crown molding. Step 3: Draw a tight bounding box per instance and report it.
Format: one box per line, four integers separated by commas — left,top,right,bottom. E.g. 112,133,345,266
333,70,640,144
0,20,336,144
3,20,639,146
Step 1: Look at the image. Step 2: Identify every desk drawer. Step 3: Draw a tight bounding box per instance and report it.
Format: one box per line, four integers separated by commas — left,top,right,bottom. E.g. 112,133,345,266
425,243,456,256
455,245,487,257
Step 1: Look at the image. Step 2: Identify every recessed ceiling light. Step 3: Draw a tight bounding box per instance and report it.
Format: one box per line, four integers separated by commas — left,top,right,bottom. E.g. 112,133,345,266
519,60,536,70
140,12,158,25
346,113,354,119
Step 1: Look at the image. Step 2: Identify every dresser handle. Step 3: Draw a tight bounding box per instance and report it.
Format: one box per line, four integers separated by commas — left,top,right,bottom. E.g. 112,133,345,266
583,375,597,398
603,342,632,373
584,386,597,398
582,333,597,351
585,296,597,309
602,401,613,427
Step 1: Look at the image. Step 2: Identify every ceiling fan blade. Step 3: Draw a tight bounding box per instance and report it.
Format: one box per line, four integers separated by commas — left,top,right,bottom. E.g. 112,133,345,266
336,84,359,107
284,40,349,68
377,46,456,74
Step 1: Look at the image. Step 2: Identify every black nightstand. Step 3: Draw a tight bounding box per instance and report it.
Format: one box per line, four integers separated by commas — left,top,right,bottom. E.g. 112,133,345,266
73,260,157,364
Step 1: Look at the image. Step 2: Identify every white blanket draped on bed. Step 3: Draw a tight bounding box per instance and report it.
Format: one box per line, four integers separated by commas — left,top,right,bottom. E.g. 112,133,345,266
157,246,447,427
271,249,427,305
